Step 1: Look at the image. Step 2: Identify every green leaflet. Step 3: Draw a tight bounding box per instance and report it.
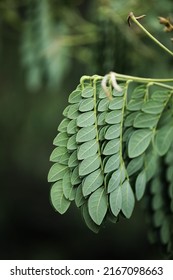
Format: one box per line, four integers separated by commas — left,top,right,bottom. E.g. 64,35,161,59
151,90,170,102
50,146,68,163
79,154,101,176
110,186,122,216
62,170,76,201
48,163,68,182
75,185,86,207
68,89,81,104
135,170,147,201
67,119,77,135
53,132,68,147
77,139,98,160
97,98,109,112
142,100,165,114
155,124,173,156
67,104,79,119
126,155,144,176
131,85,146,99
82,168,104,196
102,138,120,155
134,113,159,129
82,203,100,233
76,126,96,142
104,154,120,173
58,118,69,132
128,129,152,158
79,98,94,112
107,169,122,193
71,166,82,185
121,180,135,218
67,134,78,151
104,124,121,139
105,110,122,124
77,111,95,127
68,150,78,168
81,86,94,98
127,99,144,111
109,97,124,110
50,181,71,214
88,186,108,225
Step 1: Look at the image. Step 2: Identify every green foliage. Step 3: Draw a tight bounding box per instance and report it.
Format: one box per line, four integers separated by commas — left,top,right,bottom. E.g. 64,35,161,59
48,74,173,257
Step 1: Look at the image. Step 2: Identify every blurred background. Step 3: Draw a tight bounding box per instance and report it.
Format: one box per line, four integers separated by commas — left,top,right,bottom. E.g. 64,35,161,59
0,0,173,260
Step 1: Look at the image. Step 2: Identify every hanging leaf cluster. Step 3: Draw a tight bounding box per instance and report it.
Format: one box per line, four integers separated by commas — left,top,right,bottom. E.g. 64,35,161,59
48,74,173,252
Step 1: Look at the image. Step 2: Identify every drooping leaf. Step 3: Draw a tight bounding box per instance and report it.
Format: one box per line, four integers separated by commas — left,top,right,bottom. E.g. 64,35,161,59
58,118,69,132
71,166,82,185
76,126,96,143
68,150,79,168
81,86,94,98
77,139,98,160
97,98,109,112
155,124,173,156
53,132,68,147
48,163,68,182
104,154,120,173
127,99,144,111
126,155,144,176
128,129,152,158
110,186,122,216
107,169,121,193
134,113,159,128
82,168,104,196
105,110,122,124
50,146,68,163
142,100,165,114
67,134,78,151
50,181,71,214
82,203,100,233
62,170,76,201
67,119,77,135
79,154,101,176
109,97,124,110
68,89,82,104
102,138,120,155
67,104,79,119
135,170,147,201
77,111,95,127
104,124,121,139
79,98,94,112
88,187,108,225
75,185,86,207
121,180,135,218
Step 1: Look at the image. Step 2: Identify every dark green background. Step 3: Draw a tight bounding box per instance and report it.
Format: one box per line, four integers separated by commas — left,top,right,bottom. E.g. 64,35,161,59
0,0,173,259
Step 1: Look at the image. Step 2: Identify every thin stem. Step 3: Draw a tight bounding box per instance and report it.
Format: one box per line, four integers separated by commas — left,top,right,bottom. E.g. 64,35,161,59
129,12,173,57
